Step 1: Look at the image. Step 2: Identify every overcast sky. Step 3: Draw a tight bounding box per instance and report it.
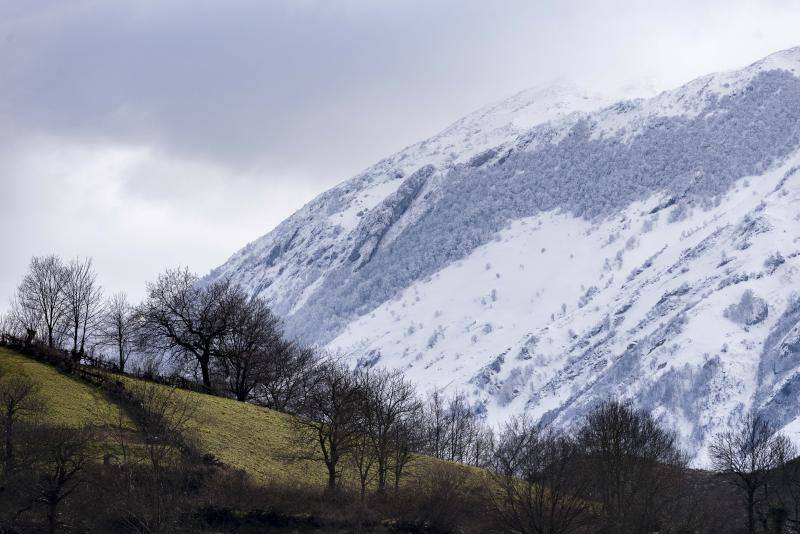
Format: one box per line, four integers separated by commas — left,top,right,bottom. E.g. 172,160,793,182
1,0,799,308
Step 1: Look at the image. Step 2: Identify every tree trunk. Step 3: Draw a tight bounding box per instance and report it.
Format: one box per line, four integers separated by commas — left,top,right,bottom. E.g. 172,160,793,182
47,501,57,534
200,350,212,391
80,309,89,356
72,320,79,356
3,416,12,475
376,457,388,495
327,464,337,493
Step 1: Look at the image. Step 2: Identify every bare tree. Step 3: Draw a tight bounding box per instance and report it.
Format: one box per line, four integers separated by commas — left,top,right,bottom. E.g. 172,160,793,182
0,373,42,476
349,429,376,501
8,294,41,346
576,400,687,533
292,360,361,493
772,435,799,533
0,312,12,345
359,368,421,495
137,268,236,391
104,382,197,534
100,292,137,373
420,389,488,466
422,389,448,460
64,257,103,360
489,417,589,534
16,255,69,348
257,342,318,413
389,409,423,491
465,419,494,468
710,412,787,534
31,425,92,534
126,382,196,476
215,293,280,402
444,392,478,464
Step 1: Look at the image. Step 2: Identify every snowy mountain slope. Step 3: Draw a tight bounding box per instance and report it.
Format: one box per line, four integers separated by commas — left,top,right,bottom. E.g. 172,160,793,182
330,151,800,462
208,47,800,461
207,83,621,318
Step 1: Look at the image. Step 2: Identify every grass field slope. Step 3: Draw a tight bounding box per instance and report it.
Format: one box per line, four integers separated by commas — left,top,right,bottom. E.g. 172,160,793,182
0,347,326,485
0,347,454,491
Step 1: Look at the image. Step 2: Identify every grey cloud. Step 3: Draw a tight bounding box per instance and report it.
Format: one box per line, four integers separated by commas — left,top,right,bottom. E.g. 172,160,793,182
1,0,800,309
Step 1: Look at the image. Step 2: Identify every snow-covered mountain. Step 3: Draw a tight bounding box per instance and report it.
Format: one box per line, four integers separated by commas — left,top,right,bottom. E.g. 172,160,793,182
207,47,800,462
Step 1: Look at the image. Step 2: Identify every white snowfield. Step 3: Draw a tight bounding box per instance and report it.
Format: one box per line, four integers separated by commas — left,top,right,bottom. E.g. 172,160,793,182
207,47,800,463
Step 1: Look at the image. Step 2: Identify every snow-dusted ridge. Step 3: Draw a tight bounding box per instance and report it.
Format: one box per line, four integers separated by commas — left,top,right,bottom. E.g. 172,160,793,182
208,47,800,462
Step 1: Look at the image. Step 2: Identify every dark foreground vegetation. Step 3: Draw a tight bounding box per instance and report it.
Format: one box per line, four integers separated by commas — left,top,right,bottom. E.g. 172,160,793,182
1,254,800,533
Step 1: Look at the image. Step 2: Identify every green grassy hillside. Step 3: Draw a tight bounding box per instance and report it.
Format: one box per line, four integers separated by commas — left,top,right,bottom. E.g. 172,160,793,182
0,348,120,428
0,347,324,485
127,377,323,485
0,347,457,491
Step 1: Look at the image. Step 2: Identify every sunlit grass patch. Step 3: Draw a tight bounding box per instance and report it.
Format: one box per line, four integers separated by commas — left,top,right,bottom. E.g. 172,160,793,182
0,348,488,494
0,347,121,428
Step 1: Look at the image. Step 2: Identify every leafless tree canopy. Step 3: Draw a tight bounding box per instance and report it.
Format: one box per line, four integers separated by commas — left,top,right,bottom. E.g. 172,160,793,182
99,292,138,373
421,389,492,467
15,255,70,348
30,425,93,534
256,342,318,413
576,400,687,533
64,257,103,359
137,268,238,390
292,359,361,493
214,293,282,402
710,412,788,534
357,368,421,494
489,417,589,534
0,373,43,477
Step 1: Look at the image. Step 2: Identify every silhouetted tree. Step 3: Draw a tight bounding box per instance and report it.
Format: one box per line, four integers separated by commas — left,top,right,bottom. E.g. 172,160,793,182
576,400,687,533
420,389,488,466
216,293,281,402
0,373,42,476
16,255,69,348
710,412,787,534
292,360,361,493
258,342,318,413
349,428,376,501
489,417,589,534
359,369,421,495
64,257,103,360
99,292,137,373
8,294,40,347
32,426,92,534
137,268,236,391
0,313,12,345
421,389,448,460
